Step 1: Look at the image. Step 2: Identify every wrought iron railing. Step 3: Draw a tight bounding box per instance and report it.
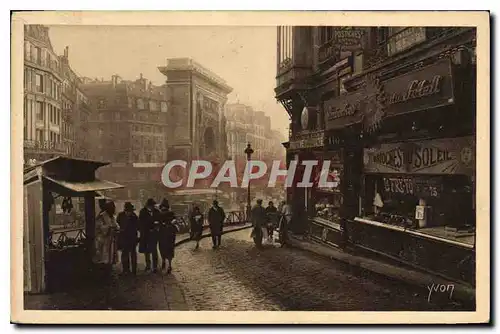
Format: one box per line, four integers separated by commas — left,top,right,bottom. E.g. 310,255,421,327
24,140,66,153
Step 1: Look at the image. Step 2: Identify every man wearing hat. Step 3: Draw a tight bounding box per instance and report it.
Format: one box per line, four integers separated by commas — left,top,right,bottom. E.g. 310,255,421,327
116,202,139,275
208,200,225,249
138,198,160,272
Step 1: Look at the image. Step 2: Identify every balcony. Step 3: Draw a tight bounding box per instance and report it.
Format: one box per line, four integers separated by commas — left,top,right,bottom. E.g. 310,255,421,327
24,140,67,154
24,56,63,78
363,27,467,70
318,42,338,66
275,61,313,98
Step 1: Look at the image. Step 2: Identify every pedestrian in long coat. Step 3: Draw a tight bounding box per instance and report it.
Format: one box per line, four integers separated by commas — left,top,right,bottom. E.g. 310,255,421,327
138,198,160,272
189,206,204,250
157,198,178,273
116,202,139,275
251,199,268,244
93,201,119,281
207,200,225,249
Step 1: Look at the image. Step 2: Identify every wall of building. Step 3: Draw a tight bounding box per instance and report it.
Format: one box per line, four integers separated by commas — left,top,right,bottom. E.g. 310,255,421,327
23,25,65,165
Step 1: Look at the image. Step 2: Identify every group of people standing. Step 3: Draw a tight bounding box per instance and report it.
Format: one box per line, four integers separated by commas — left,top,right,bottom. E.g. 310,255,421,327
251,199,292,245
93,197,178,276
91,196,290,278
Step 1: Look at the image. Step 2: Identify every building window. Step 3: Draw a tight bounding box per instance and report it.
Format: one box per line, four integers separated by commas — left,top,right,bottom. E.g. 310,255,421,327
36,129,43,141
36,102,44,121
145,154,152,163
115,112,121,120
128,97,133,108
149,100,158,111
277,26,294,72
137,98,145,110
98,99,106,109
35,74,43,93
160,101,168,113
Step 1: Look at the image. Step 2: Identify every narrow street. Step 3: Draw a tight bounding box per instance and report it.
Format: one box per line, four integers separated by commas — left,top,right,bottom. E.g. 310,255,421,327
169,229,463,311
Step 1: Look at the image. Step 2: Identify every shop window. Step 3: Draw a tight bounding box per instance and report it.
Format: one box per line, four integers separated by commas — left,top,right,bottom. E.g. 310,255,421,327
362,174,474,229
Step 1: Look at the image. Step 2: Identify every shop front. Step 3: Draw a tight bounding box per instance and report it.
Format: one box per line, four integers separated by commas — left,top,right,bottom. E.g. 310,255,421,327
345,57,476,285
307,90,364,248
286,127,325,235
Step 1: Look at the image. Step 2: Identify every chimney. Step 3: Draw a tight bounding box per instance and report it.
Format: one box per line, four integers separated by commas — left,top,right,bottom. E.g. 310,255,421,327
64,46,69,59
140,73,143,79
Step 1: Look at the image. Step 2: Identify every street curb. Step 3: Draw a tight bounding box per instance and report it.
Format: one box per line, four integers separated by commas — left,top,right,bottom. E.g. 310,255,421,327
175,223,252,247
287,237,475,306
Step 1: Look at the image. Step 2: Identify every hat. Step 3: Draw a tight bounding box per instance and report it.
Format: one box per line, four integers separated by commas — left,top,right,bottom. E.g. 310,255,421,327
257,199,263,204
145,198,156,207
159,198,169,209
213,200,219,206
124,202,135,211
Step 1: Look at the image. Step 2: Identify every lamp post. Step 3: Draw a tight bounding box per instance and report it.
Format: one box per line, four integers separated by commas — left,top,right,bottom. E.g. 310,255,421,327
244,143,254,221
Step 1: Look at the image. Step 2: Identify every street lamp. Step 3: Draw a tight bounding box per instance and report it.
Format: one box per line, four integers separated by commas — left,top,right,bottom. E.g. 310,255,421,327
244,143,254,221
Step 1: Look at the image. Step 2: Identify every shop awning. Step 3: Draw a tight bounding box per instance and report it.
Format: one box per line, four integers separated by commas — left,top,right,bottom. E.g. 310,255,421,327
44,176,124,194
171,189,218,196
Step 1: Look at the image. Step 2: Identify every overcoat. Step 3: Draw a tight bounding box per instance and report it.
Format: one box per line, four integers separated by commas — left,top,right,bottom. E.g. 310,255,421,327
208,206,225,236
138,207,160,254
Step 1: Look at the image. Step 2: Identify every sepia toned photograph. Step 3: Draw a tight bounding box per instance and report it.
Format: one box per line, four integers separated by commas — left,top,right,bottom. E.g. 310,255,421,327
11,11,490,324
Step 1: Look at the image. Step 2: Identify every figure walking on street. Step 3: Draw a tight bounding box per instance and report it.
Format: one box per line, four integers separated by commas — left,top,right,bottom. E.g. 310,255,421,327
265,201,278,243
280,200,292,247
189,206,204,250
158,198,178,273
116,202,139,275
138,198,160,273
208,200,225,249
93,200,119,282
251,199,267,247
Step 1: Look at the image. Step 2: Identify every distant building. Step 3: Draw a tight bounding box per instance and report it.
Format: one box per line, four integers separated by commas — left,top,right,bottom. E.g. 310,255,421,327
225,103,287,202
23,25,65,165
23,25,93,166
59,46,92,159
158,58,233,162
80,74,169,207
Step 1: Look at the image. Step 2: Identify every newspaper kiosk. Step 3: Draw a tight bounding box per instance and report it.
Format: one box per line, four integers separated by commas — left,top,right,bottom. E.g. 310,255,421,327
23,156,123,294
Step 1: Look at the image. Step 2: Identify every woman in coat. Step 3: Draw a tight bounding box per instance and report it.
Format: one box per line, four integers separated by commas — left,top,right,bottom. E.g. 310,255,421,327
158,199,178,273
189,206,204,250
93,201,119,280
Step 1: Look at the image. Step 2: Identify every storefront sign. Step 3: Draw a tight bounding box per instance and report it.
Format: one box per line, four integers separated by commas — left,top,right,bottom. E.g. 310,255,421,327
333,28,365,52
387,27,426,57
383,59,455,118
324,91,364,130
383,176,443,197
363,136,475,176
289,131,325,150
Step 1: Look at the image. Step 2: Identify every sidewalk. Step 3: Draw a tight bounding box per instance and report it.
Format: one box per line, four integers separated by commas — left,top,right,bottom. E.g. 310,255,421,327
287,235,476,306
24,223,251,310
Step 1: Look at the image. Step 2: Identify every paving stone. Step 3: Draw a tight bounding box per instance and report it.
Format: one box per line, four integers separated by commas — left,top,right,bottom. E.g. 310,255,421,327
171,229,469,311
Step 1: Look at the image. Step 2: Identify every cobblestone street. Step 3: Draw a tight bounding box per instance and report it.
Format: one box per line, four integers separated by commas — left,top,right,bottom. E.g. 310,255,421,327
25,228,469,311
171,229,465,311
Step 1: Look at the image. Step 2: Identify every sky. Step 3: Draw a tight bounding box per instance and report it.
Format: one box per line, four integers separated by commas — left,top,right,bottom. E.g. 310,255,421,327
48,25,290,137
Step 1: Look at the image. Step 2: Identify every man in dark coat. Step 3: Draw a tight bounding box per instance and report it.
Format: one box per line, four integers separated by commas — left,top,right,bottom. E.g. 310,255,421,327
207,200,225,249
138,198,160,272
116,202,139,275
158,198,178,273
